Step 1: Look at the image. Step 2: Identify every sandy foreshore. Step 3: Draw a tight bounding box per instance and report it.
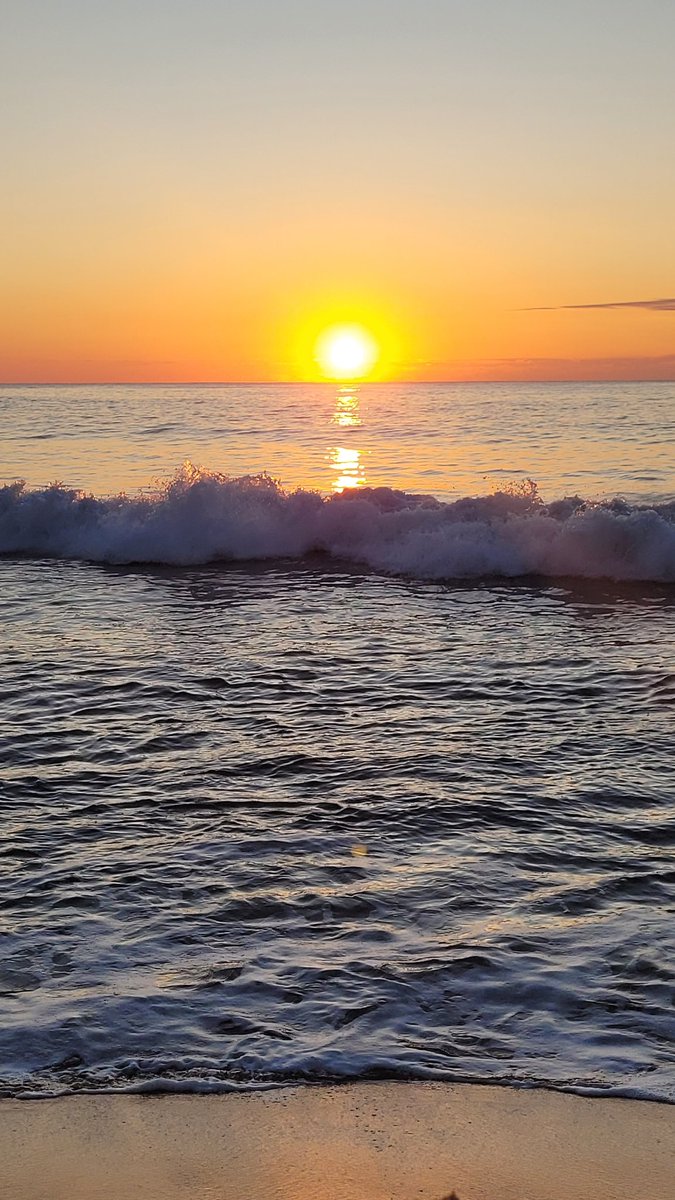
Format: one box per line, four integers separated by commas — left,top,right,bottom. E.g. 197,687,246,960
1,1081,673,1200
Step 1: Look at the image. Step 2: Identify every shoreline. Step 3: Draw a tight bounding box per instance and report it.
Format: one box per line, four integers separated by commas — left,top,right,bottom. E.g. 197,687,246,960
2,1080,674,1200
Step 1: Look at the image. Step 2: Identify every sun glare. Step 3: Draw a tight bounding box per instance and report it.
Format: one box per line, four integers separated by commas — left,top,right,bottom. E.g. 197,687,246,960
315,324,379,380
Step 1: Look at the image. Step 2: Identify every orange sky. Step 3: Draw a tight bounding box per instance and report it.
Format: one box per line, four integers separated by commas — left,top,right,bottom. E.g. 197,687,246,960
2,2,674,383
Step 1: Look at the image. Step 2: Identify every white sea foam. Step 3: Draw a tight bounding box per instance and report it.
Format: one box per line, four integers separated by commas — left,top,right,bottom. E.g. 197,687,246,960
1,465,674,581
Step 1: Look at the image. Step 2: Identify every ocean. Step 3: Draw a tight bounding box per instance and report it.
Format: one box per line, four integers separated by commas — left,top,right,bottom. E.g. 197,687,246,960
1,381,674,1101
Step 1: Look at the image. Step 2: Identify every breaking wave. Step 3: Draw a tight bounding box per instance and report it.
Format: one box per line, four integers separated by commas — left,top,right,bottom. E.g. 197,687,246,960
2,464,675,581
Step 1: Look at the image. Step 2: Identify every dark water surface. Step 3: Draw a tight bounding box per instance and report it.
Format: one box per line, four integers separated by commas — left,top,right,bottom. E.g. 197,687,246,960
2,382,674,1099
2,558,674,1098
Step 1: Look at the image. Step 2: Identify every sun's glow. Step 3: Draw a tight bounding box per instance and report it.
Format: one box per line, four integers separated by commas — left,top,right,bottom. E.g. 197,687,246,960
315,324,379,380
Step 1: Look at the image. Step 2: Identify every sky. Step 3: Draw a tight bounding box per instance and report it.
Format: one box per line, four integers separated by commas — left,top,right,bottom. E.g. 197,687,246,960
2,0,675,382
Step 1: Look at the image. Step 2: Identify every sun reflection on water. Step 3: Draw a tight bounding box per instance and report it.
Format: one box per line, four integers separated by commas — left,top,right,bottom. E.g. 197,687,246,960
329,388,365,491
331,446,364,491
332,387,363,429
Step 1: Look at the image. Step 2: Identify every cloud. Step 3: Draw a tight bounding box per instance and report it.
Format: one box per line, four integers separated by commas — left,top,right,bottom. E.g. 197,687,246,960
407,355,675,382
523,297,675,312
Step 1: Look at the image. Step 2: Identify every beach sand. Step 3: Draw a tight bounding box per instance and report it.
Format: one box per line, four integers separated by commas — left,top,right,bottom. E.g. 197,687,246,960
1,1081,673,1200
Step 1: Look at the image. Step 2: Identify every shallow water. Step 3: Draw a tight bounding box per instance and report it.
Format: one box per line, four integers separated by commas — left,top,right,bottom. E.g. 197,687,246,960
1,383,674,1099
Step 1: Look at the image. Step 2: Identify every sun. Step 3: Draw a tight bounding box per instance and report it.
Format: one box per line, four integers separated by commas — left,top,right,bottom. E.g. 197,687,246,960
314,324,379,380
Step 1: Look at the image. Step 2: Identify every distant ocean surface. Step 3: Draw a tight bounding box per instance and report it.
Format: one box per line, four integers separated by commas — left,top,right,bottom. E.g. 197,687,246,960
1,382,674,1101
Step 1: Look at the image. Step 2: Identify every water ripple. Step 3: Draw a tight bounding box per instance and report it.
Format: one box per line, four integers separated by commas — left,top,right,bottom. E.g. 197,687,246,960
0,559,674,1099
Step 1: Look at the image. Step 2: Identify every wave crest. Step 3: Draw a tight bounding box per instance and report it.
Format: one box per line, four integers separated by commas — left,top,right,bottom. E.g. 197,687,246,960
1,464,674,581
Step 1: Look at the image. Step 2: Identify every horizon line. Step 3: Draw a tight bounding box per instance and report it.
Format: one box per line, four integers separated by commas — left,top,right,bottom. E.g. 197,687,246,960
2,377,675,387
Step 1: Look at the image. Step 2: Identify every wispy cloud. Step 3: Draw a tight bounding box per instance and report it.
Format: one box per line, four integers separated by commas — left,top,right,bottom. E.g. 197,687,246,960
523,297,675,312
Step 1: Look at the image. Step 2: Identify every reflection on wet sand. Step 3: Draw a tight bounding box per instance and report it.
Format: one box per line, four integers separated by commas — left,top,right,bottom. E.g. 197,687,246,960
329,388,365,491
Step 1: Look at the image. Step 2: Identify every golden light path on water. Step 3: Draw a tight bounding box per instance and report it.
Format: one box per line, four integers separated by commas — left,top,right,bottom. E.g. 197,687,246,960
4,382,674,506
328,387,366,492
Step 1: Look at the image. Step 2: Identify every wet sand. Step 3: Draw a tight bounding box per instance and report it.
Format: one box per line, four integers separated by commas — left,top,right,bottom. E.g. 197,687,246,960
1,1081,673,1200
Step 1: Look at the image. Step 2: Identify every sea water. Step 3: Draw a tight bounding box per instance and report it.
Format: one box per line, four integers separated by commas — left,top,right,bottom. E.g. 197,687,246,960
1,382,674,1099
